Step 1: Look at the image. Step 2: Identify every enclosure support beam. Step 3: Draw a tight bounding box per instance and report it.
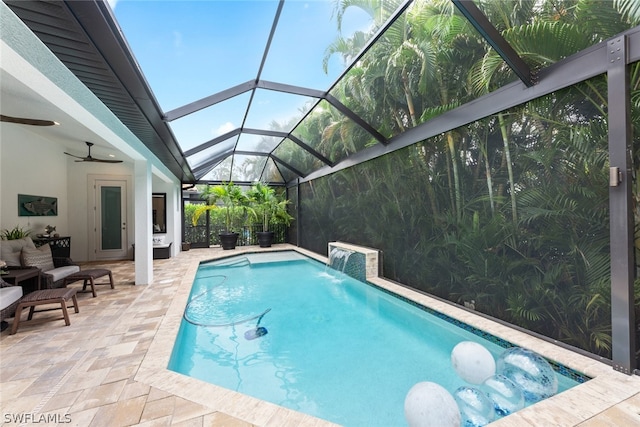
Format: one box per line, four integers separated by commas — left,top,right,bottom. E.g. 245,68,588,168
452,0,532,87
294,179,301,247
607,35,636,375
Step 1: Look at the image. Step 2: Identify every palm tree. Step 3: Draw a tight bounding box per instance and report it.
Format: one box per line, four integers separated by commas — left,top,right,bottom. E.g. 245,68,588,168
461,0,630,355
248,182,293,247
298,0,637,359
192,182,254,249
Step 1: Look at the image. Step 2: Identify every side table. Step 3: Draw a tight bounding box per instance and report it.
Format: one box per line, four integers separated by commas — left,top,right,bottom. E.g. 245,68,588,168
3,268,41,292
33,236,71,258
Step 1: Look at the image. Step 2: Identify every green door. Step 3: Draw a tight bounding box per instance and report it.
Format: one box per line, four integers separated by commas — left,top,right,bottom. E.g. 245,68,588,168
96,180,128,259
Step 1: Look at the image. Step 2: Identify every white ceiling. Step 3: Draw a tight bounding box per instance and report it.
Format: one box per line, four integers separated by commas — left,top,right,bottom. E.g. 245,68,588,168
0,67,126,161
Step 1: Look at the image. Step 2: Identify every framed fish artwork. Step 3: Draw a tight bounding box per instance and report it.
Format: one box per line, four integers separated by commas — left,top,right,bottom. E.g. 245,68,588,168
18,194,58,216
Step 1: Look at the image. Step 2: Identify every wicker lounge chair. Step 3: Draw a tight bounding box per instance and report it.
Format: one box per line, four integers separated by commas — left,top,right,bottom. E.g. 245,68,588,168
40,257,81,289
0,277,23,331
10,287,79,335
1,237,80,289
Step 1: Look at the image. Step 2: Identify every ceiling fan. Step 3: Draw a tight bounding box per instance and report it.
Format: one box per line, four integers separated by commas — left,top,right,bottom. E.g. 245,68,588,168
0,114,58,126
64,141,123,163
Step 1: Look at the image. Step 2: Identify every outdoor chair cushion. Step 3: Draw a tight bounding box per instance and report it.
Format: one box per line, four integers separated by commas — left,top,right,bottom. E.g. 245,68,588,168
0,283,23,311
41,257,80,289
0,237,36,267
0,278,23,321
46,265,80,282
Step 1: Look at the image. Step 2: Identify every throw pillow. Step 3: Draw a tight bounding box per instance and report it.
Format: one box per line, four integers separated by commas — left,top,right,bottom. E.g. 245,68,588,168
21,245,55,272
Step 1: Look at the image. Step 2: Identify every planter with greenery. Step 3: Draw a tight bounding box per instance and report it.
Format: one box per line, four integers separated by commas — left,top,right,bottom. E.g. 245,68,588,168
248,182,293,247
192,182,254,250
1,225,32,240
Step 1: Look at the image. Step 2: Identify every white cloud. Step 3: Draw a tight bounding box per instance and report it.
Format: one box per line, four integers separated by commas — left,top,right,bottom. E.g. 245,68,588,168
106,0,118,10
215,122,235,136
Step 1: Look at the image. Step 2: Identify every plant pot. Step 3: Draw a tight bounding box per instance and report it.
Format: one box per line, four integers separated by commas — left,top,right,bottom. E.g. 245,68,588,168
219,232,239,250
256,231,274,248
181,242,191,251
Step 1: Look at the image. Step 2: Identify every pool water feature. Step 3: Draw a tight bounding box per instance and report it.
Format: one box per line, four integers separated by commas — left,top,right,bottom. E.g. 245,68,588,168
169,251,586,426
328,246,355,273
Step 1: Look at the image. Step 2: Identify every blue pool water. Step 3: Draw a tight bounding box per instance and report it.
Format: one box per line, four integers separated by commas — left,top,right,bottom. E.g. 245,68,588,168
169,251,585,426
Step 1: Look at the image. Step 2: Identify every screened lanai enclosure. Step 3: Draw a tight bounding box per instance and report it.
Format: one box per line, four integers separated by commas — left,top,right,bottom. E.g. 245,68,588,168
6,0,640,374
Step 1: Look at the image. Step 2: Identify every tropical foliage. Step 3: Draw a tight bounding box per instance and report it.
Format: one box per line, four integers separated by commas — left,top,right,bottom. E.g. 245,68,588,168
290,0,640,359
247,182,293,232
192,182,254,233
185,183,293,246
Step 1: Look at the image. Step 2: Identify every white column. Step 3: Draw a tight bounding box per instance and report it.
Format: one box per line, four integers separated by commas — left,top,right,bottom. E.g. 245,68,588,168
168,184,181,257
134,159,152,285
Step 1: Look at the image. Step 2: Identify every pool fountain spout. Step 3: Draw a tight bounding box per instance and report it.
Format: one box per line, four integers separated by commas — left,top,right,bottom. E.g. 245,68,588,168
328,247,355,273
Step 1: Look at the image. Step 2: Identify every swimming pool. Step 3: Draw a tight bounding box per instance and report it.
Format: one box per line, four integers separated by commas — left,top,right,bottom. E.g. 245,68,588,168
168,251,586,426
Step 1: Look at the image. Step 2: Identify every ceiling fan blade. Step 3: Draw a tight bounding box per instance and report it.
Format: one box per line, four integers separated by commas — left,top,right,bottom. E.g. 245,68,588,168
1,114,58,126
64,152,86,160
94,159,124,163
83,157,123,163
65,142,123,163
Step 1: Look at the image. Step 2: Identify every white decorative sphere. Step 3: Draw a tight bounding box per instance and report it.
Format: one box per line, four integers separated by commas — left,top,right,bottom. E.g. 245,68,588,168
451,341,496,384
496,347,558,403
404,382,461,427
481,374,525,416
453,386,495,427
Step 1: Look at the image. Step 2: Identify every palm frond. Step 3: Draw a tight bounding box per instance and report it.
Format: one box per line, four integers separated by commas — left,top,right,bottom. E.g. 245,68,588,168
504,22,587,66
614,0,640,24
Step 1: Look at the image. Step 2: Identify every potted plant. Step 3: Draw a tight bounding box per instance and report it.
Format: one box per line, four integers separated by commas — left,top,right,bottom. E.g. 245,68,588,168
192,182,253,250
248,182,293,247
0,225,32,240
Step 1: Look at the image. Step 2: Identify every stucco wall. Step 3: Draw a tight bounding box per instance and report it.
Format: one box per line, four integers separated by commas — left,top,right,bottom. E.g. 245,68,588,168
0,124,69,241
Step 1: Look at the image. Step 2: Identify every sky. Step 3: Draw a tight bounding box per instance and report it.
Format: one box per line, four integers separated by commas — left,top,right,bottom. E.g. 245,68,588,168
108,0,373,157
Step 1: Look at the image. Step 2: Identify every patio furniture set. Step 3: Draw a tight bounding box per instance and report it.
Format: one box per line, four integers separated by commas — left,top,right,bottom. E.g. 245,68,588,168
0,237,114,334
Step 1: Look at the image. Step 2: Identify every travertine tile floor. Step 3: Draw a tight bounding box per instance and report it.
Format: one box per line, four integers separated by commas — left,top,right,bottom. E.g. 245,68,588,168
1,244,639,426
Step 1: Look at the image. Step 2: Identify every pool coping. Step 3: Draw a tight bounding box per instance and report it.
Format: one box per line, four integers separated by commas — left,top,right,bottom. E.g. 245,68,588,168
135,244,640,426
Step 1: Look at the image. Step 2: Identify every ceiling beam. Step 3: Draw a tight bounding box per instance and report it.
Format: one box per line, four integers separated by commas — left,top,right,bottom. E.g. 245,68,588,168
271,154,306,178
325,94,388,144
452,0,533,87
257,80,325,98
184,129,241,157
295,28,640,185
325,0,414,94
255,0,284,82
287,134,333,167
192,152,231,179
164,81,256,122
243,128,287,138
